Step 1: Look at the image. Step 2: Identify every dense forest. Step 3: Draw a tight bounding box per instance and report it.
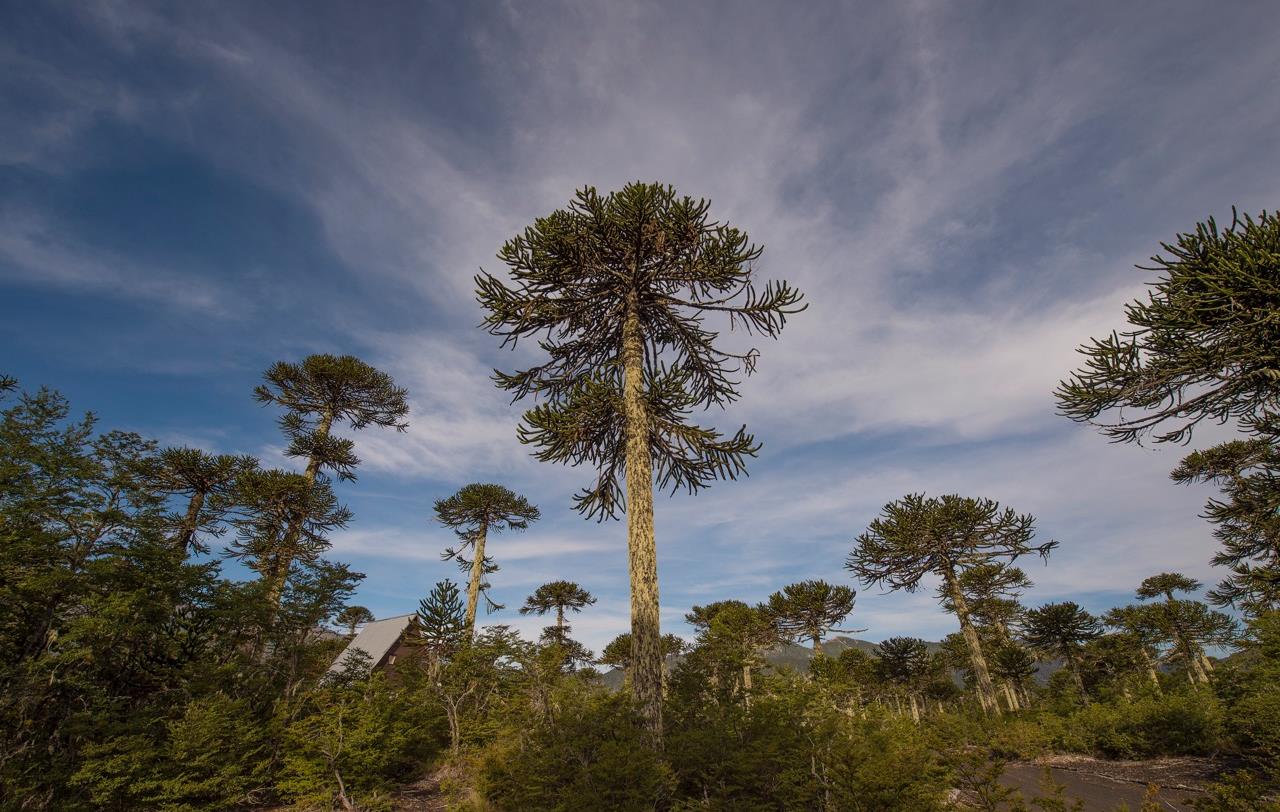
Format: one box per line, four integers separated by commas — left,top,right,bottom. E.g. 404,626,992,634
2,187,1278,811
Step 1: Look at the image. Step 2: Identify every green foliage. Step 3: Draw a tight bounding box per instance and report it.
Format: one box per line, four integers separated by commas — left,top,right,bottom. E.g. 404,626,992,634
277,673,444,811
476,181,806,521
415,578,468,655
255,354,409,482
1055,208,1280,445
763,579,856,650
478,688,675,811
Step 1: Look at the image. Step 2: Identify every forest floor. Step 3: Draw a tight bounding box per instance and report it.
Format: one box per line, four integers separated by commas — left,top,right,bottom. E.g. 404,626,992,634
1000,755,1226,811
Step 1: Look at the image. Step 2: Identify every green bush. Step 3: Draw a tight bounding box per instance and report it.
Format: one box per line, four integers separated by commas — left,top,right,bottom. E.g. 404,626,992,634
1044,692,1223,758
477,687,675,811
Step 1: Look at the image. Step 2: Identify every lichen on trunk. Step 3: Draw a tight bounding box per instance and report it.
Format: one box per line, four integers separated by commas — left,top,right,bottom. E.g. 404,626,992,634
622,300,663,742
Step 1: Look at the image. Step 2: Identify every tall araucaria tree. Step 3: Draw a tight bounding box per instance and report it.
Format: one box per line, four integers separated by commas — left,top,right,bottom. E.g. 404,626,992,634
849,493,1057,715
435,483,540,635
519,580,595,644
475,182,806,739
763,580,857,656
1055,210,1280,615
254,355,408,610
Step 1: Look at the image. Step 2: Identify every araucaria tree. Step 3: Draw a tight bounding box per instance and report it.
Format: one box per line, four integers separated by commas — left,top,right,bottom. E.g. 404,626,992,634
1022,601,1103,700
1136,572,1237,685
336,605,374,638
849,493,1057,715
519,580,596,644
1055,210,1280,614
764,580,856,656
435,483,540,635
254,355,408,609
141,447,257,553
476,182,806,738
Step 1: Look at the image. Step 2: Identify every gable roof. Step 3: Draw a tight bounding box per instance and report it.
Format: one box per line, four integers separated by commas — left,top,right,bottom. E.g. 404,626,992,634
327,614,415,674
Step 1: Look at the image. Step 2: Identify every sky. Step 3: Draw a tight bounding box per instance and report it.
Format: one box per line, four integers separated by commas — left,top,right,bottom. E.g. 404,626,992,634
3,1,1279,655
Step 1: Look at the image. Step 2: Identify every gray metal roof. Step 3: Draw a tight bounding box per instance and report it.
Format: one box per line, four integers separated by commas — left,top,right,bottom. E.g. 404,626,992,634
327,614,415,674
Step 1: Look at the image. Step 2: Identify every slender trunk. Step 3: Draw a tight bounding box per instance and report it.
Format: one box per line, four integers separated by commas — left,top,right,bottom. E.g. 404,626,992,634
1002,681,1020,712
1200,653,1215,673
1163,593,1209,684
742,662,753,692
556,605,565,637
267,410,335,611
908,693,920,722
463,520,489,635
622,297,662,743
178,490,205,553
1140,647,1162,693
945,568,1001,715
812,633,824,658
1066,649,1088,702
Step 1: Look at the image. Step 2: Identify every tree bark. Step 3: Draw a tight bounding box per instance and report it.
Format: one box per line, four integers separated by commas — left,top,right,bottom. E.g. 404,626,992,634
463,520,489,635
177,490,205,553
267,409,334,611
622,298,662,743
944,569,1001,716
1066,650,1088,702
1140,647,1162,693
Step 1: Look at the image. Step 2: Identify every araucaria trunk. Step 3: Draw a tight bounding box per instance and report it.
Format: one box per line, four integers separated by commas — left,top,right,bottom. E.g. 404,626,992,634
464,521,489,635
945,569,1001,716
268,409,334,611
622,299,663,742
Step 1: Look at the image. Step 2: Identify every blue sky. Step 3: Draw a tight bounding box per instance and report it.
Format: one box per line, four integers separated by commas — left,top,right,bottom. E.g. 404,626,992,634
3,1,1278,654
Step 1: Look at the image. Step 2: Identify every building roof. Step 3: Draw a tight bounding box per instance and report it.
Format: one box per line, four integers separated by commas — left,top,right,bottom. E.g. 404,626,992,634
327,614,415,675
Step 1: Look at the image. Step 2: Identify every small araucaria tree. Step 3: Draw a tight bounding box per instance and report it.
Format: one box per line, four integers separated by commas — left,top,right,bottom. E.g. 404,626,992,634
686,600,780,692
519,580,596,644
476,182,806,739
764,580,857,656
849,493,1057,715
1022,601,1103,701
434,484,540,636
141,447,258,554
336,605,374,638
255,355,408,610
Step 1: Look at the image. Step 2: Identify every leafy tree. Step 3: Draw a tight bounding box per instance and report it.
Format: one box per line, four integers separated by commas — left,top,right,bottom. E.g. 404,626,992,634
476,182,805,738
990,644,1038,707
875,637,931,720
1055,210,1280,616
686,599,781,692
1022,602,1103,701
254,355,408,609
434,483,540,634
1103,605,1166,692
764,580,857,656
519,579,595,643
600,632,686,688
336,605,374,637
225,468,351,614
1131,573,1238,685
140,447,257,554
850,493,1056,715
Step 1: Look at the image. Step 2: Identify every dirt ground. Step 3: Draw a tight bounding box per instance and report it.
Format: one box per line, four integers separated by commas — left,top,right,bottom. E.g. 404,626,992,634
1001,755,1225,811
